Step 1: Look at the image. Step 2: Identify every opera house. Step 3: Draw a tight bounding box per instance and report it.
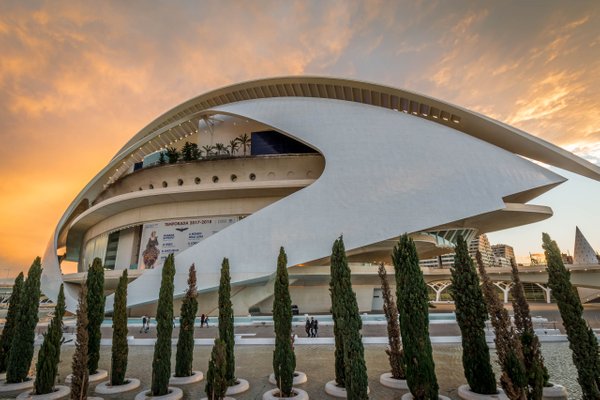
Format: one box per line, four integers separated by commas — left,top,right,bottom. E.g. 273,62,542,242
40,77,600,315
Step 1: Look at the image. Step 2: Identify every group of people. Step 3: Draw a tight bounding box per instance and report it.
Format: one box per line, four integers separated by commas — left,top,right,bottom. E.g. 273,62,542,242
139,315,151,333
304,316,319,337
200,313,209,327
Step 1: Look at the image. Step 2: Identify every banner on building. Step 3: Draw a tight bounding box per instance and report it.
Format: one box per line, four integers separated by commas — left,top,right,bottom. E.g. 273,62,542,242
138,216,240,269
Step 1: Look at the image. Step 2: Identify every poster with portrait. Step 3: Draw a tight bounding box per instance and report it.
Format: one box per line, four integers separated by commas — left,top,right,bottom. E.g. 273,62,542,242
137,215,241,269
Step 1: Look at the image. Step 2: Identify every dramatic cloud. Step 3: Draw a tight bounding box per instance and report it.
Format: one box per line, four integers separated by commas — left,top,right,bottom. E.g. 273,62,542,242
0,0,598,274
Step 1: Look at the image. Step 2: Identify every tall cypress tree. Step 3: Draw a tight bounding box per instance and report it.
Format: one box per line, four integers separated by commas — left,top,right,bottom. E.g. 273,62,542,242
151,253,175,396
543,233,600,399
71,286,89,400
330,237,369,400
7,257,43,383
0,272,24,373
330,245,346,388
205,339,227,400
218,258,236,385
477,252,527,400
34,284,66,394
86,258,105,375
175,264,198,377
377,263,405,380
450,235,497,394
272,247,296,397
392,234,438,399
510,258,548,400
111,270,128,386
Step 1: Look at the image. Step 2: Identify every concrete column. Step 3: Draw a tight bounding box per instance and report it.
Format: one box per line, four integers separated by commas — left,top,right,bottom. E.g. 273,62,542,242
493,282,512,303
535,283,552,303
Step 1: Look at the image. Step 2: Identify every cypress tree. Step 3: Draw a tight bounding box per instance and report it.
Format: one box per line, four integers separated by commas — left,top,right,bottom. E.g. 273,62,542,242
330,236,369,400
175,264,198,377
510,258,548,400
272,247,296,397
151,253,175,396
377,263,405,380
7,257,42,383
34,284,66,394
71,285,89,400
86,257,105,375
111,270,128,386
205,339,227,400
218,258,236,385
543,233,600,399
330,247,346,388
449,235,497,394
392,234,438,399
0,272,24,373
476,252,527,400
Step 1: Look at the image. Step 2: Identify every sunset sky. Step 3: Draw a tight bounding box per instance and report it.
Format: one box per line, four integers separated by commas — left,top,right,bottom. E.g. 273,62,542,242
0,0,599,276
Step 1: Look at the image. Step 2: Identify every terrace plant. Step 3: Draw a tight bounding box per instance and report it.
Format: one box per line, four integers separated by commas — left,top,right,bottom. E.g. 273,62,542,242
0,272,23,373
376,263,405,380
86,257,105,375
329,236,369,400
201,145,215,158
111,270,129,386
477,252,527,400
175,264,198,378
34,284,66,395
151,253,176,396
228,139,240,155
166,147,180,164
393,234,438,399
272,247,296,397
218,258,236,385
236,133,251,156
543,233,600,399
182,141,200,161
6,257,43,383
205,339,227,400
449,235,497,395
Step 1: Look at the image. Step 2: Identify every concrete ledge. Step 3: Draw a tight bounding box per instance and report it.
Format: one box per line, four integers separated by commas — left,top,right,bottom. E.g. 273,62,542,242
135,387,183,400
169,371,204,385
402,394,451,400
95,378,141,394
263,388,309,400
457,385,508,400
16,385,70,399
269,371,307,385
225,379,250,395
543,383,568,399
324,380,370,398
0,378,34,393
65,369,108,384
379,373,408,390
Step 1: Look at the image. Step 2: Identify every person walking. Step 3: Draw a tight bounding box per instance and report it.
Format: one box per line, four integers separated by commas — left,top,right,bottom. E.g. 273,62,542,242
145,316,151,333
200,313,206,328
141,315,147,333
312,317,319,337
305,317,311,337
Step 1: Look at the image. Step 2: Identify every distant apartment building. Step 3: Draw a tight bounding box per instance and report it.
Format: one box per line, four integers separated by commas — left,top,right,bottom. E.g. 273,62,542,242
420,234,500,268
492,243,515,268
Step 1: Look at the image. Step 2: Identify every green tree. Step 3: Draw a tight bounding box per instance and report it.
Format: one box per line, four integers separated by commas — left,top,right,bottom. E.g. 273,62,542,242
377,263,405,379
111,270,129,386
392,234,438,399
236,133,251,156
510,258,548,400
158,152,166,165
272,247,296,396
166,147,180,164
151,253,176,396
330,237,369,400
182,141,200,161
7,257,43,383
175,264,198,377
228,139,240,156
86,258,105,375
214,143,227,156
205,339,227,400
449,235,497,395
218,258,236,385
543,233,600,399
201,145,215,158
34,284,66,394
477,252,527,400
71,286,89,400
0,272,24,373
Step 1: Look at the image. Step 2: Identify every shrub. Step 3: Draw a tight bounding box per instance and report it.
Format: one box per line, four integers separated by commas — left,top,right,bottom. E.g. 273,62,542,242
111,270,128,386
175,264,198,377
218,258,236,385
86,258,105,375
0,272,24,373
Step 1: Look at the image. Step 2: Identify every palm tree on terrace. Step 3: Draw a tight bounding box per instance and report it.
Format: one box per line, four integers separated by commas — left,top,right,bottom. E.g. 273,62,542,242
228,139,240,156
214,143,227,156
237,133,251,156
201,145,215,158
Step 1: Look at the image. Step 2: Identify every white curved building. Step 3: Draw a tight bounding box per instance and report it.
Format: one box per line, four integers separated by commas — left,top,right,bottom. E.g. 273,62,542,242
41,76,600,315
